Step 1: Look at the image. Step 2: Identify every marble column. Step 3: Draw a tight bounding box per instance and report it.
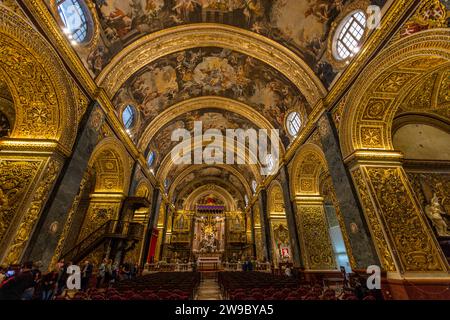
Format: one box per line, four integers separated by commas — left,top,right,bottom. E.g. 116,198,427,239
318,113,380,270
159,204,170,261
24,102,105,269
249,208,257,258
279,167,303,268
141,188,160,265
258,190,272,262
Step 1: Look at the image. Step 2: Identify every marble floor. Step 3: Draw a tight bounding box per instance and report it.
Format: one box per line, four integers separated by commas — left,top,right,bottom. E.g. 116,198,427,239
196,275,222,300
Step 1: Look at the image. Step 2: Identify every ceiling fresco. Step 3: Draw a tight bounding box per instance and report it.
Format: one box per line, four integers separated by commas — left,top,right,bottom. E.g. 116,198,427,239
167,164,255,193
171,165,249,209
149,108,259,168
54,0,386,87
113,47,308,146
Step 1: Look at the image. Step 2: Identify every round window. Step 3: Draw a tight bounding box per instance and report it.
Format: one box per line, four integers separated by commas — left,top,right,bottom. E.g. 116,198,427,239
122,105,136,130
251,180,258,193
57,0,89,44
333,10,367,61
286,112,302,137
147,151,155,167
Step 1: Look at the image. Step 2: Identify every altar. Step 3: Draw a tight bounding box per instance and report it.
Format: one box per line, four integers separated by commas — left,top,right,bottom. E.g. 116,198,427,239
191,197,226,270
196,254,222,271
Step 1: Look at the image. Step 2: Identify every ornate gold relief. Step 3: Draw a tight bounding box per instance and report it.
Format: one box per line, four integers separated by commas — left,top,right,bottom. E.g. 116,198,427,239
267,181,285,216
351,168,397,271
3,157,62,264
360,127,384,149
354,165,448,272
339,30,450,158
0,159,42,245
295,204,336,270
78,201,121,242
375,72,417,93
0,6,77,148
290,144,327,196
362,98,394,121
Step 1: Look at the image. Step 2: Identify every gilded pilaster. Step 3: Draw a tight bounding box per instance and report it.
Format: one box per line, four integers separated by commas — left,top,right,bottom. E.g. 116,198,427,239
295,196,336,271
348,151,449,275
0,151,63,265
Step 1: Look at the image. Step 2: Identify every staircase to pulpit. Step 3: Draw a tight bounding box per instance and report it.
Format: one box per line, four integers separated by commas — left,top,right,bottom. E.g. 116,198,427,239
60,197,150,264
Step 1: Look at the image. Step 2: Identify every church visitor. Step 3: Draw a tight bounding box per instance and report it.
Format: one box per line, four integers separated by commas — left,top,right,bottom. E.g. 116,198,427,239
0,262,35,300
81,260,93,292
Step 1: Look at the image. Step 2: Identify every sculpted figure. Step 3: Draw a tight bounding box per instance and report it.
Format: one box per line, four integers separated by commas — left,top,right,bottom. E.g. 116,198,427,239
425,194,449,236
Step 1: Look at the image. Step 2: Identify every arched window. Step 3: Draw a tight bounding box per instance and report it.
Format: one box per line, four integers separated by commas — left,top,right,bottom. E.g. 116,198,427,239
147,151,155,167
251,180,258,193
122,105,136,130
244,194,249,207
57,0,89,43
164,178,170,190
266,154,275,172
333,10,367,61
286,112,302,136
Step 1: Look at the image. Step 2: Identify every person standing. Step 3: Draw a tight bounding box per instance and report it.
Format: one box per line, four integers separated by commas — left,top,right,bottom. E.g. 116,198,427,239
81,260,93,291
96,259,107,288
41,270,57,300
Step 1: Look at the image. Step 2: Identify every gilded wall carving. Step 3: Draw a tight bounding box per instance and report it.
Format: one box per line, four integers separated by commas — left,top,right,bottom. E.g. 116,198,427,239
339,30,450,158
394,0,449,40
3,158,62,264
0,159,42,245
351,168,396,271
78,202,121,243
0,6,77,148
362,166,447,272
296,204,335,270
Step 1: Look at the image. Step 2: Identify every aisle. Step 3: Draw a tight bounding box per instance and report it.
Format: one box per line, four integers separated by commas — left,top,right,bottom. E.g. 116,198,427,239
195,274,222,300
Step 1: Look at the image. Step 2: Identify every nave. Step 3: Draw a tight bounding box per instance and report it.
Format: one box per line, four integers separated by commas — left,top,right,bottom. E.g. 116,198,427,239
0,0,449,302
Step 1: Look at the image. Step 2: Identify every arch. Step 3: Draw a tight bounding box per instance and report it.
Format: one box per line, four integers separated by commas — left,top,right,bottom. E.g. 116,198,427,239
339,29,450,158
156,138,264,186
267,180,285,216
139,96,278,152
290,143,328,196
88,137,131,194
183,184,237,212
168,164,253,201
0,6,77,147
175,176,244,207
134,179,152,200
97,24,326,106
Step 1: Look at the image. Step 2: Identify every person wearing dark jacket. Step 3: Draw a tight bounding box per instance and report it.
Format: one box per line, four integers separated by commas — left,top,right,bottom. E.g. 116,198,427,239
0,261,35,300
81,260,93,291
41,271,57,300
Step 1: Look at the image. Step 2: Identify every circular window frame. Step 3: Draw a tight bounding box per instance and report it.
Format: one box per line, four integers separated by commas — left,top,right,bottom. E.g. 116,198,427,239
251,180,258,193
327,1,371,69
51,0,100,47
284,111,303,137
119,102,140,134
332,10,367,62
147,150,156,168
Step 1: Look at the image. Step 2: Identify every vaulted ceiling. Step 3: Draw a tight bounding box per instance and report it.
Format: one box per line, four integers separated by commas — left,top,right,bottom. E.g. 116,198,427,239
44,0,390,209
